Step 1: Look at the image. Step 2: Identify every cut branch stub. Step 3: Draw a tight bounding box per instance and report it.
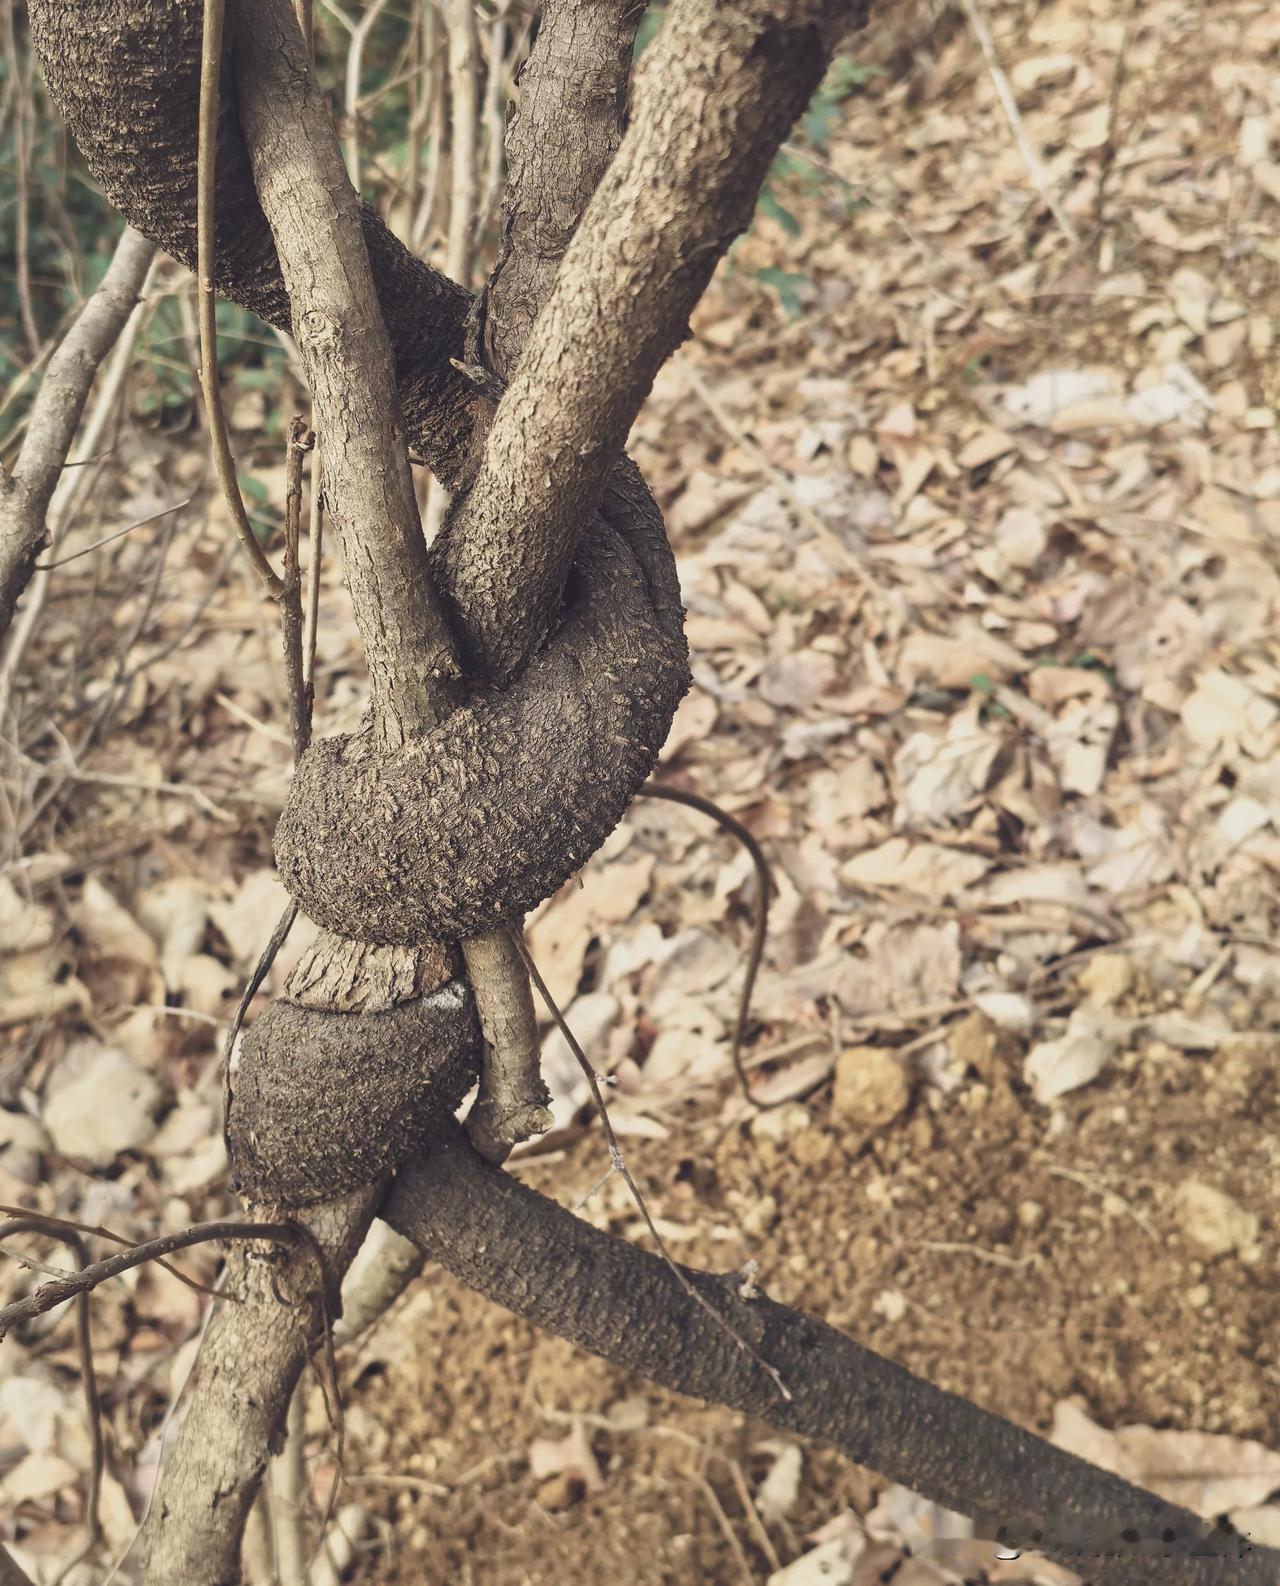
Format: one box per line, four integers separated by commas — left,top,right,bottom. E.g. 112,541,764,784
227,979,481,1206
274,480,689,945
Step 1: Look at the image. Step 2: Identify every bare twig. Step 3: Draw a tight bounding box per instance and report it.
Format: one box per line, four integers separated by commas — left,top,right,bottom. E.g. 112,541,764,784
317,0,392,192
956,0,1079,245
409,6,447,254
0,1218,102,1584
36,495,191,570
1093,0,1140,241
221,900,300,1148
333,1219,426,1345
0,1218,311,1334
2,0,39,361
509,929,792,1403
0,252,162,733
463,929,552,1162
281,417,315,760
0,225,155,643
444,0,480,286
473,13,508,247
270,1387,309,1586
198,0,285,598
637,782,772,1108
0,1202,221,1299
302,436,324,697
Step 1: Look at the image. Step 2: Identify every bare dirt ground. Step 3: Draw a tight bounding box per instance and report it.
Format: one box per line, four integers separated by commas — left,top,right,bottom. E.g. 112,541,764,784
5,0,1280,1582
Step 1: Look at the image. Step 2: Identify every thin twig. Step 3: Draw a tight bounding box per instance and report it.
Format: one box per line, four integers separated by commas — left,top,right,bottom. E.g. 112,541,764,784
956,0,1079,245
0,1218,315,1335
0,1218,102,1584
0,1205,220,1298
281,417,315,760
302,437,324,697
221,901,300,1159
695,1474,758,1586
1092,0,1140,242
444,0,480,286
509,929,792,1404
270,1387,309,1586
2,0,39,361
679,360,888,602
345,0,392,191
637,782,772,1109
198,0,285,597
36,496,192,569
15,751,232,821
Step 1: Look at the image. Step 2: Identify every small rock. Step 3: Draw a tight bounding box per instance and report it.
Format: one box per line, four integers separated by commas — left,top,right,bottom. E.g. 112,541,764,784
1174,1180,1259,1257
832,1047,910,1130
1017,1199,1045,1231
752,1103,811,1142
790,1128,833,1168
1078,953,1134,1006
536,1473,586,1511
741,1193,778,1238
949,1012,998,1077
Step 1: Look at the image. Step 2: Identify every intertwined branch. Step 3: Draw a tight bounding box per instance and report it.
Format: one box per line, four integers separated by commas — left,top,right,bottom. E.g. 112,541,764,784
14,4,1278,1585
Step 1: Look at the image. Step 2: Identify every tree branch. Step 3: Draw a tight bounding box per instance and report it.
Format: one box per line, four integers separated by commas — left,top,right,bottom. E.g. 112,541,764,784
460,0,644,1164
431,0,867,683
136,0,472,1575
233,0,462,745
479,0,644,381
386,1122,1278,1586
138,1192,373,1586
0,224,154,640
27,0,480,486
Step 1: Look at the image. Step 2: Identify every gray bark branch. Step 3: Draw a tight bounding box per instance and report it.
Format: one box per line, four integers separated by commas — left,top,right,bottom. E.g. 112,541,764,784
387,1123,1279,1586
431,0,867,683
0,224,154,641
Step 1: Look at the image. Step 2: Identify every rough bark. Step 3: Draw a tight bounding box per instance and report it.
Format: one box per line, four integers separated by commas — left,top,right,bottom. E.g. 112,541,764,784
233,0,461,744
431,0,868,683
479,0,643,381
138,0,476,1574
142,1189,375,1586
387,1123,1279,1586
273,489,689,943
459,0,651,1159
227,980,479,1206
0,224,154,640
461,930,550,1163
26,0,479,487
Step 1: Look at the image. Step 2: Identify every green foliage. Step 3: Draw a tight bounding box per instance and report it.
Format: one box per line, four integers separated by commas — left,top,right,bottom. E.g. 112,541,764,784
753,267,810,321
634,4,666,58
749,53,879,311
